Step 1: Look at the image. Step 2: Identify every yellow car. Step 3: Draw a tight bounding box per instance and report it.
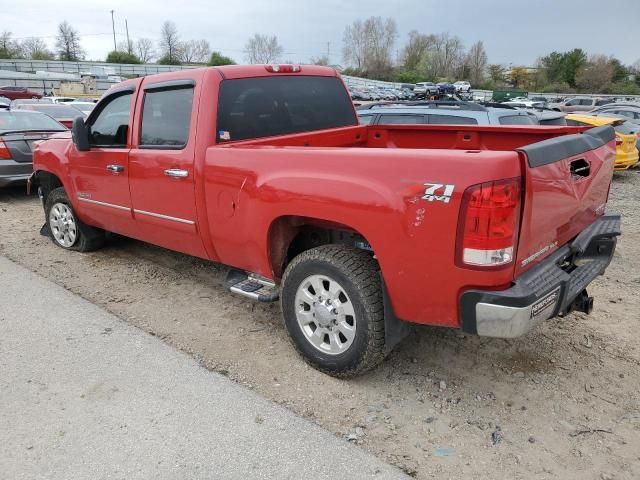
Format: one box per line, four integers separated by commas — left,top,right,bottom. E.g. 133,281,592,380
565,114,639,170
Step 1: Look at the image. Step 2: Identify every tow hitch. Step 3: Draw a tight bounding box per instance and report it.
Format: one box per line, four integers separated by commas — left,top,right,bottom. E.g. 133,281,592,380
571,290,594,315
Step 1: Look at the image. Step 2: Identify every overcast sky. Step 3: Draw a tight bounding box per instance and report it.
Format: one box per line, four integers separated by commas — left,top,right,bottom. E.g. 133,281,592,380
3,0,639,66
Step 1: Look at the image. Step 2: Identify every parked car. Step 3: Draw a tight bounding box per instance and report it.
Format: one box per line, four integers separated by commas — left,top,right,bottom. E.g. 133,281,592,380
590,104,640,125
413,82,439,98
566,114,639,170
12,103,85,128
49,96,77,104
453,81,471,93
0,110,66,187
0,86,42,100
549,97,613,113
436,82,456,95
68,101,96,114
31,64,620,377
0,96,10,109
357,101,538,126
502,100,546,109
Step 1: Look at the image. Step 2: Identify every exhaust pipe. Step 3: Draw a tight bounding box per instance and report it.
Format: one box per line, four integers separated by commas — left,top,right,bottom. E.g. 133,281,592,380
571,290,594,315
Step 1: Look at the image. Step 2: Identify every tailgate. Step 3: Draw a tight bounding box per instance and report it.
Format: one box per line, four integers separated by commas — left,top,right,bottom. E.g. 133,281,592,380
514,125,616,276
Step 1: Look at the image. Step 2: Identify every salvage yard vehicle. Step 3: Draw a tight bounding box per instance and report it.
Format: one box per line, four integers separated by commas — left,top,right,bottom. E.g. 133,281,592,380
0,85,42,100
357,101,538,126
0,110,66,187
566,113,639,170
30,65,621,377
12,102,85,129
549,97,613,113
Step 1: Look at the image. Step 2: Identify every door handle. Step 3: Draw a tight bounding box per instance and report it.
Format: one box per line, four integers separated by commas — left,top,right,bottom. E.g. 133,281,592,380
164,169,189,178
106,164,124,174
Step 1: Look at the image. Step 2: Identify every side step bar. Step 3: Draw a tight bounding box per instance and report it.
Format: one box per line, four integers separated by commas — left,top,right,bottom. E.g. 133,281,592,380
225,269,279,302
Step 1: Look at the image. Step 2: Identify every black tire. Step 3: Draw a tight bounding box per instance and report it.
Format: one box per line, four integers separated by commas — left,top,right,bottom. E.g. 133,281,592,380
44,187,105,252
281,245,386,377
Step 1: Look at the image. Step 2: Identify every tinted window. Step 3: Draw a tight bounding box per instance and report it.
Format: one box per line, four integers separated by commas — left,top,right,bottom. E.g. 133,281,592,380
378,114,425,125
358,115,375,125
566,99,580,106
595,99,613,106
428,114,478,125
0,111,65,132
140,87,193,148
580,99,594,106
538,117,567,126
499,115,537,125
217,76,356,142
89,92,132,147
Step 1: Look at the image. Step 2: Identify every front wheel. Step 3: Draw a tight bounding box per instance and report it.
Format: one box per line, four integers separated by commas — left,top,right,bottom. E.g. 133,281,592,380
281,245,386,377
44,187,105,252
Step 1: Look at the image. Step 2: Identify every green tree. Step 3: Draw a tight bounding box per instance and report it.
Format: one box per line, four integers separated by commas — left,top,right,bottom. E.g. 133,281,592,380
157,54,182,65
397,70,421,84
106,50,141,64
208,51,235,66
561,48,587,87
0,31,21,59
488,64,505,84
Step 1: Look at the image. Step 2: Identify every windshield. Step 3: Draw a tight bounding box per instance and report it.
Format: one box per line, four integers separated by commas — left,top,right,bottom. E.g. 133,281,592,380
0,111,65,132
217,76,357,142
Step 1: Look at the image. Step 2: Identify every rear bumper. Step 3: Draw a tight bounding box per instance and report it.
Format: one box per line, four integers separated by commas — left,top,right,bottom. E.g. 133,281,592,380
460,215,621,338
614,150,639,170
0,160,33,187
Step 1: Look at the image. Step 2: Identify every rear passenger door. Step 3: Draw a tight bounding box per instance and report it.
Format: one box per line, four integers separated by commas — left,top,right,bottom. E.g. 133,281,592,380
128,79,207,258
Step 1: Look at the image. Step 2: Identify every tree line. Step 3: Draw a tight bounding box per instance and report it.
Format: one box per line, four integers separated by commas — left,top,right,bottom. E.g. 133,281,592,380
2,17,639,94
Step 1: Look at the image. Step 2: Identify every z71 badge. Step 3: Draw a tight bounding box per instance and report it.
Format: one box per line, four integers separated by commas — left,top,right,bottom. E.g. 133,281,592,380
422,183,455,203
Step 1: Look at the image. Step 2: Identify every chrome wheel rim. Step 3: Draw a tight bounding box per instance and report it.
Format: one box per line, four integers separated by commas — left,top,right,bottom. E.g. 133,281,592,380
49,202,77,248
294,274,356,355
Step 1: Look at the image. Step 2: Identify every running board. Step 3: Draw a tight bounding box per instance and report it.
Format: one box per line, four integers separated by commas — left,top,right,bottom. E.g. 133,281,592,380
225,269,279,302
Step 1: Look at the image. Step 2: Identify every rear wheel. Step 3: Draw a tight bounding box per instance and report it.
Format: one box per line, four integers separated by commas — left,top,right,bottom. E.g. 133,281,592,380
281,245,386,377
44,187,105,252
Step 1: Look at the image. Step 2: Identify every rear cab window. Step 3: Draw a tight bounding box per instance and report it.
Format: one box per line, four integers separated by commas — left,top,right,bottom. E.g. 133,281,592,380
498,115,537,125
216,76,357,142
428,114,478,125
377,114,425,125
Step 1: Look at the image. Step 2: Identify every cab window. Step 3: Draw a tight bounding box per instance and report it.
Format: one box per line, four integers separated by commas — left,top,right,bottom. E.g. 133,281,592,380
140,86,194,148
88,92,132,148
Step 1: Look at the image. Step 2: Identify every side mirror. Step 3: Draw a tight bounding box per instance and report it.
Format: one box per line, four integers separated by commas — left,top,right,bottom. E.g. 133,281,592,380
71,116,90,152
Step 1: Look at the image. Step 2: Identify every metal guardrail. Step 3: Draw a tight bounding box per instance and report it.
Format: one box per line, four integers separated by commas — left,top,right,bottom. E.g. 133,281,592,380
0,59,197,77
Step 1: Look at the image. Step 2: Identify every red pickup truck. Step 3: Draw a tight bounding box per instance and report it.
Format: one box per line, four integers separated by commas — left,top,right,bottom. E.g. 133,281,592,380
30,65,620,377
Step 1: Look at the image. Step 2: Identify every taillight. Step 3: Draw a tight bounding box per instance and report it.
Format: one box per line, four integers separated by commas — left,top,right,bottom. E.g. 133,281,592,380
0,139,12,160
264,64,301,73
456,178,522,268
615,135,622,146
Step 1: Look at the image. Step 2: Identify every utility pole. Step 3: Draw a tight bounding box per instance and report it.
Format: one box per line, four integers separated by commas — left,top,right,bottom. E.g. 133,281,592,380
125,19,131,54
110,10,116,51
326,41,330,63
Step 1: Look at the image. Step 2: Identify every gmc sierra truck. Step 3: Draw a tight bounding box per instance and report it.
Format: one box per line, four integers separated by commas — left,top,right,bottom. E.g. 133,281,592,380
30,65,620,377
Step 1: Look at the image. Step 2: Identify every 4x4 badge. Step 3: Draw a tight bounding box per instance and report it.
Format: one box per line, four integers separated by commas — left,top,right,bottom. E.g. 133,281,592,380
422,183,455,203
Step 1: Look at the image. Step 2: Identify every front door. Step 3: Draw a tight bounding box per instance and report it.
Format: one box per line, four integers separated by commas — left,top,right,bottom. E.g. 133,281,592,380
128,79,206,258
68,88,136,235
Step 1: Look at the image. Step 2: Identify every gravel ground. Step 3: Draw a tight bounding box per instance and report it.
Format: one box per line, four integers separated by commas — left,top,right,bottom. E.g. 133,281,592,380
1,171,639,480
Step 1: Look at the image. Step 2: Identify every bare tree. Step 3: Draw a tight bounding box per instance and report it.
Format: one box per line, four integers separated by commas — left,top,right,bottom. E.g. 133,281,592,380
342,20,367,71
20,37,54,60
401,30,436,72
576,55,615,93
310,55,330,66
159,21,182,64
55,21,85,61
466,41,487,84
342,17,397,78
181,39,211,64
117,39,134,55
431,32,463,79
135,38,155,63
244,34,283,64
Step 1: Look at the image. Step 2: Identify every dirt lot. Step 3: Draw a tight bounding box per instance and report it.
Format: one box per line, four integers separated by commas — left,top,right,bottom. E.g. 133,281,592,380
1,171,639,480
